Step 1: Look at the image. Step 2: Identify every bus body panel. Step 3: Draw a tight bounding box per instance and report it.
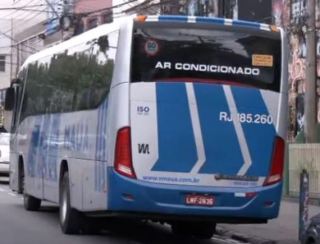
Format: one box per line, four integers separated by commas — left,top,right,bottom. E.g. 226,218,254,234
130,82,281,188
108,168,282,221
10,100,113,210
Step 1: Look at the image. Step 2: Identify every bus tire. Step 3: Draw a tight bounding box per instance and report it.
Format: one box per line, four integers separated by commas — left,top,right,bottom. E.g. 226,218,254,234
17,159,24,194
24,193,41,211
171,221,216,239
59,171,85,234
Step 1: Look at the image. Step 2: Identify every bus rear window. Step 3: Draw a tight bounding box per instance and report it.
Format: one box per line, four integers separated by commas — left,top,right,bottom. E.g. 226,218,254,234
131,23,281,92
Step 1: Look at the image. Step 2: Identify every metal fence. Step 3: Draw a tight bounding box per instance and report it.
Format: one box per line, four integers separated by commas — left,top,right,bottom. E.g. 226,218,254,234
288,144,320,198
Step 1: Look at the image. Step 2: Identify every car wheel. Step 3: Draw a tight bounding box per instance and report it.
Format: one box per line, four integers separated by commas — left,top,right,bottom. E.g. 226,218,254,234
59,171,85,234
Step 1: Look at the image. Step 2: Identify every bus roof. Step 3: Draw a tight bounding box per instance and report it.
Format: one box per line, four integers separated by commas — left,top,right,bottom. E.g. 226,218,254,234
135,15,280,32
21,14,280,71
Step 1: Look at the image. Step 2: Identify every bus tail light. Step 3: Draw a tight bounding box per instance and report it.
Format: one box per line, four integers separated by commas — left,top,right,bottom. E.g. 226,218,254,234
114,127,136,179
264,136,285,186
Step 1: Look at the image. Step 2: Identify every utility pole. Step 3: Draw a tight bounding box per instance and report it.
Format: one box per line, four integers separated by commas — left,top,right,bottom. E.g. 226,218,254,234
15,44,19,76
304,0,317,143
10,18,13,81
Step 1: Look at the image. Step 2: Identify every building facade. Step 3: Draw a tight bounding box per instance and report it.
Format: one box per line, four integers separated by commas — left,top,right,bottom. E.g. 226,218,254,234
0,19,12,90
271,0,320,141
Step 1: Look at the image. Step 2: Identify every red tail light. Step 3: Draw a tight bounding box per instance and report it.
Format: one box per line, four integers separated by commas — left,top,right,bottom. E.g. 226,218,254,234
264,136,285,186
114,127,136,179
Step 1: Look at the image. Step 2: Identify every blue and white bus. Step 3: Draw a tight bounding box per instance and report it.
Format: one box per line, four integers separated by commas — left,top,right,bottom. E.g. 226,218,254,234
5,15,288,239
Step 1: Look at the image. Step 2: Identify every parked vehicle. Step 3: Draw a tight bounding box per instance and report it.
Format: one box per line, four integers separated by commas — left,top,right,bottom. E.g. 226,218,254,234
0,132,10,177
302,214,320,244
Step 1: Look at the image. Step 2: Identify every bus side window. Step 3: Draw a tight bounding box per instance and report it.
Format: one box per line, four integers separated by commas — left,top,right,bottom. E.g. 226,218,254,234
75,30,118,111
11,69,26,132
18,30,119,123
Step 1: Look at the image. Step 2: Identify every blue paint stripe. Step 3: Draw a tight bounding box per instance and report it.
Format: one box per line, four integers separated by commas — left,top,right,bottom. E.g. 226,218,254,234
153,15,266,31
28,116,42,177
151,83,197,172
195,16,225,25
193,84,244,174
231,87,276,176
94,97,109,192
232,19,261,29
158,15,188,22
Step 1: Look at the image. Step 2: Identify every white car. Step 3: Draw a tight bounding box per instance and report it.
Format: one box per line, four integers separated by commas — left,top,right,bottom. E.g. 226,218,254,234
0,133,10,176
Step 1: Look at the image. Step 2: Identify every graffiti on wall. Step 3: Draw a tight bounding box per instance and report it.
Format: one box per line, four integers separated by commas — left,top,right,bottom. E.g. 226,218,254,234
290,36,306,88
272,0,290,27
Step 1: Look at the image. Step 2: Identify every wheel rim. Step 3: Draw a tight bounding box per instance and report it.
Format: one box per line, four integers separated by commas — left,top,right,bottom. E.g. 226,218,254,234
61,186,67,224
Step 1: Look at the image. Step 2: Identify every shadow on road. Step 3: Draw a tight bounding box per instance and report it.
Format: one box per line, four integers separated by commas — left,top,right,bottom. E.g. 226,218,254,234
36,204,214,244
98,219,213,244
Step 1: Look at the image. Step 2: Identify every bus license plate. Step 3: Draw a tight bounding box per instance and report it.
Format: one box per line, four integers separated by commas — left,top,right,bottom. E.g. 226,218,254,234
185,195,215,206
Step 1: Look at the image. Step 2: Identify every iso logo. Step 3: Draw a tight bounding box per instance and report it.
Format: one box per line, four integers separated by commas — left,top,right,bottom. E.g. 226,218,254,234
144,40,159,56
137,106,150,115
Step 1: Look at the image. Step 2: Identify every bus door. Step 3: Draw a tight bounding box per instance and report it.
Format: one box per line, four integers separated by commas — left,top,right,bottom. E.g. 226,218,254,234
129,22,283,189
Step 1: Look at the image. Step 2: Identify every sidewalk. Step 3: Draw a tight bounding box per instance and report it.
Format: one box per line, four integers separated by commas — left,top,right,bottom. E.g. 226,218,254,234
220,200,320,244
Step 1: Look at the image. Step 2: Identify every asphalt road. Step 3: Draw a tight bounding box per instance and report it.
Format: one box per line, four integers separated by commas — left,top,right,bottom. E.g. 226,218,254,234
0,181,255,244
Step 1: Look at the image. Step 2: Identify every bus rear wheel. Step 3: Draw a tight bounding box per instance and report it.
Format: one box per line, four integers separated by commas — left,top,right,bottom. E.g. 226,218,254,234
171,221,216,239
59,171,86,234
23,171,41,211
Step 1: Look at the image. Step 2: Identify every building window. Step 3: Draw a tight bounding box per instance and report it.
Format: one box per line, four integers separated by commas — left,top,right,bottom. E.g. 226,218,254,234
87,18,98,30
0,55,5,72
101,11,112,24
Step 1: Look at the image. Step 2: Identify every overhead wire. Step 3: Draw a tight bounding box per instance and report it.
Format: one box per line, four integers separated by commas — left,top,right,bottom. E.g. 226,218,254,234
0,1,49,37
0,4,47,11
131,0,177,12
1,0,171,55
1,0,177,75
0,8,52,13
75,0,141,16
0,0,49,40
0,30,39,52
0,10,48,38
0,0,38,19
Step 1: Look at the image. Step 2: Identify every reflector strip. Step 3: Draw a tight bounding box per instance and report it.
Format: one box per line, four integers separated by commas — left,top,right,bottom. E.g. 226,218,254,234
142,15,276,32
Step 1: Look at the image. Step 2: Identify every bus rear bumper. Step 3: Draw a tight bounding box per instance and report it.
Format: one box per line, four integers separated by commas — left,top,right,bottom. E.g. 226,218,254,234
107,170,282,223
